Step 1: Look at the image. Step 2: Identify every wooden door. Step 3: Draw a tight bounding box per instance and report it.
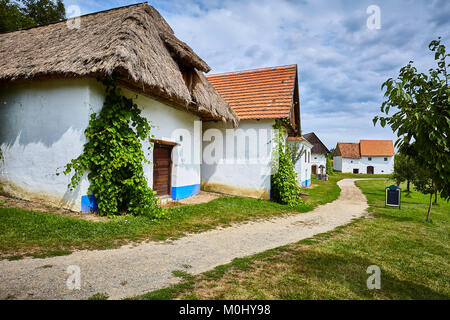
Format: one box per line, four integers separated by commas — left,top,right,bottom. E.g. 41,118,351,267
153,144,172,196
312,165,317,175
367,166,374,174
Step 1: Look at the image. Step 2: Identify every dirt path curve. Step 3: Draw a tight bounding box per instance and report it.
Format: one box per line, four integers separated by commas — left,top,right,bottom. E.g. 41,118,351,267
0,179,369,300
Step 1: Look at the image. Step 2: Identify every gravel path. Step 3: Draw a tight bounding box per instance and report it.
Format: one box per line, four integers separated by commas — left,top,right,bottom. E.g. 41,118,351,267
0,179,369,300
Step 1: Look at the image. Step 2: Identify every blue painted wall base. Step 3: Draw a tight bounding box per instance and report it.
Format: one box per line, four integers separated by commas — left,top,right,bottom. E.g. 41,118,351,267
171,184,200,200
301,179,311,188
81,195,98,213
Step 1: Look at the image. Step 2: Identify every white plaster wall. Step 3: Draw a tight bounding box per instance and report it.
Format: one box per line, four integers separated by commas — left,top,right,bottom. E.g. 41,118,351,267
311,154,327,174
0,79,202,211
337,156,394,174
333,156,342,171
93,85,203,190
292,142,312,186
201,120,275,198
0,79,101,210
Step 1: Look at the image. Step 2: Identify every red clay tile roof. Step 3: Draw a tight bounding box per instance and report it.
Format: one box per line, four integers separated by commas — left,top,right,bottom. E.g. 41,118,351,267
206,65,297,120
360,140,395,157
335,140,395,158
336,143,361,159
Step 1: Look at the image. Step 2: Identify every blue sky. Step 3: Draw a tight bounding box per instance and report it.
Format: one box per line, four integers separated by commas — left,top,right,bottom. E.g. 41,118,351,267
63,0,450,149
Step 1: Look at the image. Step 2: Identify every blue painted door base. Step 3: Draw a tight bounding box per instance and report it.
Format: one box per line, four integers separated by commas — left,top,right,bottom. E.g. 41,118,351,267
171,184,201,200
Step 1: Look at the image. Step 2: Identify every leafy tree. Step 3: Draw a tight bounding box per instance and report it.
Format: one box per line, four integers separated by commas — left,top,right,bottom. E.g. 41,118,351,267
0,0,65,33
374,38,450,220
21,0,64,25
0,0,34,33
392,153,417,195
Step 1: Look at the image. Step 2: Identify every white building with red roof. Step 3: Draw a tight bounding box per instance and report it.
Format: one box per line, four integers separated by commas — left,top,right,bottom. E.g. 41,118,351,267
202,64,312,199
0,4,238,211
333,140,395,174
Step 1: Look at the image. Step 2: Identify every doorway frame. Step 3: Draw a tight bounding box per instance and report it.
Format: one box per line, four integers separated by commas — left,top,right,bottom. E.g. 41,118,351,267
152,140,175,197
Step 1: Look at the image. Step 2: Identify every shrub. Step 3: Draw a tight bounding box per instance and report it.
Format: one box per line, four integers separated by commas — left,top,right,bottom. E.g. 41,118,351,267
326,155,334,175
271,121,304,207
63,77,162,218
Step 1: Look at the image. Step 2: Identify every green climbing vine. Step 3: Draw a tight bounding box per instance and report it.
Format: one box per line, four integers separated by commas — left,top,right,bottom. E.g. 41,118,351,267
326,155,334,175
271,119,304,207
63,78,162,218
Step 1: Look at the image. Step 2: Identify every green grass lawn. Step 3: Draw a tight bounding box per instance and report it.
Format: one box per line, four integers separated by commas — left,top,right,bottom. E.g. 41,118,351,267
0,175,341,259
333,172,392,179
134,179,449,300
305,174,342,207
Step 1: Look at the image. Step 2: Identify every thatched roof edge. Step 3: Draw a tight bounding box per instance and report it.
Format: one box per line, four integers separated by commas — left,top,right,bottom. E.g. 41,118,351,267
0,3,238,124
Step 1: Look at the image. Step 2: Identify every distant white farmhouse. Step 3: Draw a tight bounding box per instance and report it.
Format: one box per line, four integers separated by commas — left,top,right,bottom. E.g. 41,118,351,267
304,132,330,174
203,65,313,197
333,140,395,174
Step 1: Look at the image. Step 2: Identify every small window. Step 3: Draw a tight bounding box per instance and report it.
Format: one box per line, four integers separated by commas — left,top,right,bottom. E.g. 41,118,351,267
368,157,372,161
384,157,388,161
314,157,317,160
350,160,353,163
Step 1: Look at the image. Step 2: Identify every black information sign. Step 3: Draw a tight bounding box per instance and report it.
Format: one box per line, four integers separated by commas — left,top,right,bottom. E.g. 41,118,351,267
385,185,401,209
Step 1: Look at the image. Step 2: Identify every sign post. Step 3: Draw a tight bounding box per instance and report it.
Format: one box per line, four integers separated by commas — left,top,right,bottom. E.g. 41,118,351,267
385,185,401,209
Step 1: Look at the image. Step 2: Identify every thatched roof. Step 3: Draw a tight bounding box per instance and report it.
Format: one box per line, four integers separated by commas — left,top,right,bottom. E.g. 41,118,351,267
0,3,238,125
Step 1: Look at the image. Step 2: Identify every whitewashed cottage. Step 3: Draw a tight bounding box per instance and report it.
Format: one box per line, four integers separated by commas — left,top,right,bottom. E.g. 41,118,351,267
333,140,395,174
0,4,238,211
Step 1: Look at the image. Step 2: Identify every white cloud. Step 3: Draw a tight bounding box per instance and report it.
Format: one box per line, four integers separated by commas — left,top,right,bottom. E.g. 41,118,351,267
65,0,449,149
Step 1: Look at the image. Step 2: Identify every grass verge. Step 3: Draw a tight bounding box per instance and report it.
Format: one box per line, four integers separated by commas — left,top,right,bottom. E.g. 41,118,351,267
133,179,449,300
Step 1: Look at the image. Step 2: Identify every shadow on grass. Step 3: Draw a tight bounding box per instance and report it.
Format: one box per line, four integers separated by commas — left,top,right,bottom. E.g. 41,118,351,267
274,249,449,300
134,238,449,300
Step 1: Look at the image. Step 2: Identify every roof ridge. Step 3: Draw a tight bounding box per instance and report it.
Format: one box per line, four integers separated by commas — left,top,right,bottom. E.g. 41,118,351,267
0,2,148,34
207,64,297,77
